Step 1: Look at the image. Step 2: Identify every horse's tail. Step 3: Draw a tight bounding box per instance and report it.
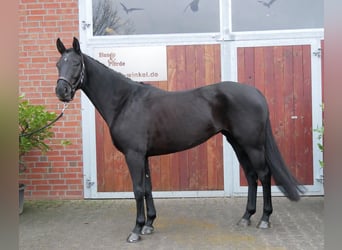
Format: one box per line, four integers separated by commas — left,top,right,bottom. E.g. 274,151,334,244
265,117,306,201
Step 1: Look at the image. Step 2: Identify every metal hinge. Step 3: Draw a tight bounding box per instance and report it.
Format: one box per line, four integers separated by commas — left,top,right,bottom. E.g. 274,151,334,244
313,48,322,58
316,174,324,184
85,178,95,189
81,21,91,30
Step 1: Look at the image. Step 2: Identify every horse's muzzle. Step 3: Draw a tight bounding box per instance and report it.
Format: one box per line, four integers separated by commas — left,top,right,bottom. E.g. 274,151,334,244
55,79,73,102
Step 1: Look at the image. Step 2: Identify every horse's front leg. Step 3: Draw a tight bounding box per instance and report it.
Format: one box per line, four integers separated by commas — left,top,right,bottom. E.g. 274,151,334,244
125,151,147,243
141,158,156,235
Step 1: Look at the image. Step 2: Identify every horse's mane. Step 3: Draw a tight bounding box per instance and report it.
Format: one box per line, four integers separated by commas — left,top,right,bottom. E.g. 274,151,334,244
82,52,150,87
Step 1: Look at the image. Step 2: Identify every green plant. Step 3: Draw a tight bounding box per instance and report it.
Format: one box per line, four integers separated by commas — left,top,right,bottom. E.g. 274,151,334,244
313,103,324,168
19,95,70,172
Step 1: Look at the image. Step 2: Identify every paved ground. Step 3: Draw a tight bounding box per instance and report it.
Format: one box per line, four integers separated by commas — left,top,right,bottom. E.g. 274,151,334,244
19,197,323,250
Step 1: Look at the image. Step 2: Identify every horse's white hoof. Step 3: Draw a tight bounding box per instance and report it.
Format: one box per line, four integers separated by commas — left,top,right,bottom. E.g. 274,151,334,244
127,232,141,243
237,218,251,227
141,225,154,235
257,220,271,229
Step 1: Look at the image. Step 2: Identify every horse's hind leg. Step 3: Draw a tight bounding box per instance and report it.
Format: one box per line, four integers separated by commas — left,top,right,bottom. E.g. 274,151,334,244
238,169,258,227
246,147,273,229
257,170,272,228
224,133,258,226
141,158,156,235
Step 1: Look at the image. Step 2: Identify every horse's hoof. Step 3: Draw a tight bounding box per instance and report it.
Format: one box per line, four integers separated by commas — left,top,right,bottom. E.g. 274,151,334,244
126,232,141,243
237,218,251,227
141,225,154,235
257,220,271,229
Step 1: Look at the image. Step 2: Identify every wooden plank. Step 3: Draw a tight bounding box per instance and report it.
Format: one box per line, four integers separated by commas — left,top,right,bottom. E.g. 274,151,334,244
283,46,296,175
214,44,221,83
213,45,223,189
244,47,255,86
176,45,190,190
237,47,248,186
293,45,305,183
95,111,105,191
167,45,181,190
186,45,201,190
160,154,171,191
273,46,285,150
149,156,161,190
206,45,223,190
195,45,206,86
237,48,245,83
254,47,265,93
264,46,275,120
263,46,277,185
204,44,215,84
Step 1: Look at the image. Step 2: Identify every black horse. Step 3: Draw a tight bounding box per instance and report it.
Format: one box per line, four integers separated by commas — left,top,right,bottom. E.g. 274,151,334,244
55,37,304,243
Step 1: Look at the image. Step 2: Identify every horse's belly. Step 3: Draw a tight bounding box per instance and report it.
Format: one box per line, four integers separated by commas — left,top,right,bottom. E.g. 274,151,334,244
147,125,217,156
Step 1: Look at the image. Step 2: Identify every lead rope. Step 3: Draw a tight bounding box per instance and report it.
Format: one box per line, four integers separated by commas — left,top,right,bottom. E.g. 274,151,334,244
19,102,69,138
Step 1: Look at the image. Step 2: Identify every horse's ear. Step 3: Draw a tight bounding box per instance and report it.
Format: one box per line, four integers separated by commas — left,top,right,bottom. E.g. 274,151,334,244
73,37,81,54
56,38,66,54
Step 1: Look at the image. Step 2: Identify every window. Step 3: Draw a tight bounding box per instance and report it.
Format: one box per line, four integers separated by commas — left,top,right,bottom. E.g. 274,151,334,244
92,0,220,36
231,0,323,32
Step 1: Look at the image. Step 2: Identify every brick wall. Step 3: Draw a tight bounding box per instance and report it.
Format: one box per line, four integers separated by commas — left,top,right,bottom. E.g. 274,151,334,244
19,0,83,199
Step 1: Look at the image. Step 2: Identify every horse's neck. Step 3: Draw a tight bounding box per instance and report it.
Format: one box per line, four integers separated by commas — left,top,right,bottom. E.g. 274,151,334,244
81,54,138,126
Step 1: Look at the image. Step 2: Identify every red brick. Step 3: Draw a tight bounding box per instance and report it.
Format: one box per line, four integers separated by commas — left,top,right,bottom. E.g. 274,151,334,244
44,3,60,9
27,4,44,9
66,191,83,196
36,185,51,191
66,179,82,185
49,191,66,197
25,173,43,179
52,185,68,190
32,180,49,185
31,191,49,197
49,179,65,185
27,15,44,21
61,172,77,178
30,9,47,15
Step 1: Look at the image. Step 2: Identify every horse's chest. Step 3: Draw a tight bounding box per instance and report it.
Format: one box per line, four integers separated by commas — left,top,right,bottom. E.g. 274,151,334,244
109,120,148,153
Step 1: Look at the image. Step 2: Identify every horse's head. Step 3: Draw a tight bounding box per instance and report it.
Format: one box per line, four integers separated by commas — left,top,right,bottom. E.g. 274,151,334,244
55,37,85,102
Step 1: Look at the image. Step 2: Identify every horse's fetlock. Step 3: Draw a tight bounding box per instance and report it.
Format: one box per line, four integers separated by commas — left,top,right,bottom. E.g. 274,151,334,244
147,213,156,221
136,217,145,227
248,209,256,215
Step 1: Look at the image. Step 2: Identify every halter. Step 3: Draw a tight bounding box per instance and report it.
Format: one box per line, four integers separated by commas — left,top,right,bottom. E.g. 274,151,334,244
58,53,85,93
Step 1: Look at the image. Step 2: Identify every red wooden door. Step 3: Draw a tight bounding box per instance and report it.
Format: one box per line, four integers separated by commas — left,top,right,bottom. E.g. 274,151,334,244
96,44,224,192
237,45,314,186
